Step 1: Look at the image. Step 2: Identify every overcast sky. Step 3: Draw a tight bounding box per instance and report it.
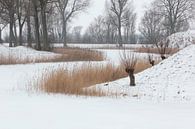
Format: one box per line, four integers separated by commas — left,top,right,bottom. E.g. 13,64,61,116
71,0,154,32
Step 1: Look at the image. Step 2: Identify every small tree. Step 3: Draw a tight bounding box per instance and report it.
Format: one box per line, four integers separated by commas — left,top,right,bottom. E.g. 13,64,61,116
120,51,137,86
153,0,195,35
156,39,172,60
139,8,164,44
146,46,155,66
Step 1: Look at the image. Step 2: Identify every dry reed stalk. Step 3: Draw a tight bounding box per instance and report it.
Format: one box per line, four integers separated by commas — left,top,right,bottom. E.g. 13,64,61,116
0,47,105,65
33,63,126,96
32,60,152,96
0,54,66,65
53,47,105,61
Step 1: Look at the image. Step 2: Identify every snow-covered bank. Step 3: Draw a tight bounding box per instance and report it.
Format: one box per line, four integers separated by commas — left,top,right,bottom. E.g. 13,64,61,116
0,45,61,63
96,45,195,102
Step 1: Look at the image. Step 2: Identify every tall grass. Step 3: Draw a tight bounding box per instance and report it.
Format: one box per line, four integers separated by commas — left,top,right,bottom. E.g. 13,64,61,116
0,48,105,65
32,63,126,96
32,60,152,96
135,60,153,73
53,47,105,61
0,54,66,65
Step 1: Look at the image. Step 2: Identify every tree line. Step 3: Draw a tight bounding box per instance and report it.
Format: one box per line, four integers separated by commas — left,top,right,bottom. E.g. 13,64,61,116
0,0,90,50
0,0,194,50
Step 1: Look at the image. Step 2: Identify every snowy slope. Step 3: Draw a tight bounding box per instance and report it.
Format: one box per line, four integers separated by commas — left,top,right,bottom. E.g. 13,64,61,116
96,45,195,102
168,30,195,48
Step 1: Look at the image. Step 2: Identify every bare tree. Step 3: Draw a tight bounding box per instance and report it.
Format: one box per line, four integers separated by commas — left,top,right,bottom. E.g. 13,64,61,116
72,26,82,43
0,24,7,43
0,0,16,47
139,8,164,44
107,0,132,47
84,14,119,44
0,6,8,43
123,7,136,44
120,51,137,86
153,0,195,35
55,0,90,47
25,0,33,47
39,0,50,50
156,39,172,60
147,46,155,66
32,0,41,50
87,16,106,43
16,0,29,46
104,15,118,44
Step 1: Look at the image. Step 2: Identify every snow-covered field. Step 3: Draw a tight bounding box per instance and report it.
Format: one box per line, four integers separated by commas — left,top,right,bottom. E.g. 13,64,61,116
1,94,194,129
0,36,195,129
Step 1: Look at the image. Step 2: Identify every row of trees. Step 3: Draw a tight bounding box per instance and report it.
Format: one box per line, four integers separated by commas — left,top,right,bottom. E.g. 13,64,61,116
84,0,195,46
0,0,194,50
83,0,137,45
0,0,90,50
140,0,195,44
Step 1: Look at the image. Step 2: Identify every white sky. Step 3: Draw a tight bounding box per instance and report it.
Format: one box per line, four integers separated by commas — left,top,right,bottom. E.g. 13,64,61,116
71,0,154,33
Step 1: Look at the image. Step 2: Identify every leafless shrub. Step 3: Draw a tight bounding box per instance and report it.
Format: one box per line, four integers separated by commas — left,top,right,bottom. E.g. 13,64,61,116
147,46,156,66
120,50,137,86
156,39,173,60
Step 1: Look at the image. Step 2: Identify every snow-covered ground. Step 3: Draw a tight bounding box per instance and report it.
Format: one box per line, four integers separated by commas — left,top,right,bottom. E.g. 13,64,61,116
1,94,194,129
0,61,194,129
0,45,61,62
0,43,195,129
168,30,195,48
